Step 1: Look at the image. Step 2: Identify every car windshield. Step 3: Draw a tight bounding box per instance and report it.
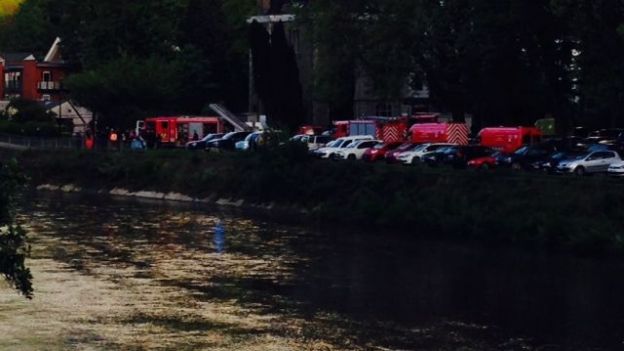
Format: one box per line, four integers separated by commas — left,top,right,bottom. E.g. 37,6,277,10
325,140,340,148
412,144,429,152
566,153,589,160
245,133,260,142
373,143,387,150
514,146,529,155
442,147,458,154
551,152,567,159
397,143,413,151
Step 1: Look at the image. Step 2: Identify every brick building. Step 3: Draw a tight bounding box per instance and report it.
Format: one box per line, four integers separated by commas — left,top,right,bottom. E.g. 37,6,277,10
0,37,70,103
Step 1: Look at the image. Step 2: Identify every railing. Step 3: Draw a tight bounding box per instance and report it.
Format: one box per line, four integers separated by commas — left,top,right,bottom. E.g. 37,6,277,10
0,133,77,150
37,81,63,91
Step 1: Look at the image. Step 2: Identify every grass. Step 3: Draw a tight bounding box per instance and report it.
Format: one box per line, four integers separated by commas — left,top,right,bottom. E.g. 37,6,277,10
9,145,624,255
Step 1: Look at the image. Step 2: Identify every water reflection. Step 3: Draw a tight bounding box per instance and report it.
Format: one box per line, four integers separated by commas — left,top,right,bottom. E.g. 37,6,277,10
213,219,226,254
1,192,624,350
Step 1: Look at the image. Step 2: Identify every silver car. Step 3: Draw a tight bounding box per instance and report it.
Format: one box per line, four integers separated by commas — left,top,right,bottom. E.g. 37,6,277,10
556,150,621,175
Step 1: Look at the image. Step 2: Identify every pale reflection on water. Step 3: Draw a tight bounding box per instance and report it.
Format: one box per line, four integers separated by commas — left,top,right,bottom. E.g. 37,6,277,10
0,193,623,350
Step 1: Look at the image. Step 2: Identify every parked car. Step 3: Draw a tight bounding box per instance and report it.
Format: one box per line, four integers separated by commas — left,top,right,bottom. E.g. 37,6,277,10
314,135,375,159
540,151,581,173
586,129,624,144
422,146,459,166
608,161,624,176
235,131,264,151
385,142,419,163
305,135,334,151
336,140,381,160
424,145,494,168
186,133,224,150
500,145,559,170
555,150,621,175
206,131,251,151
397,143,457,165
362,142,402,162
467,151,508,170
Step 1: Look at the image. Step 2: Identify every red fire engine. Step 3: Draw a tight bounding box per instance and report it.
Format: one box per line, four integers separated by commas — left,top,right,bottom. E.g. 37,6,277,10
142,116,225,146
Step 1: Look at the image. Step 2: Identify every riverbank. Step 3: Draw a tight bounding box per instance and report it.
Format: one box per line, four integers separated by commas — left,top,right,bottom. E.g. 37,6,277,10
9,146,624,255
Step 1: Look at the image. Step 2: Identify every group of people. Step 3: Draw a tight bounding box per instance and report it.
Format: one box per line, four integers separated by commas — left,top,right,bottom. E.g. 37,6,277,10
72,128,147,151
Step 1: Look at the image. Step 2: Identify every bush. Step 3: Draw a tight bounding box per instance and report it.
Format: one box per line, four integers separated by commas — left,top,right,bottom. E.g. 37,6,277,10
12,149,624,256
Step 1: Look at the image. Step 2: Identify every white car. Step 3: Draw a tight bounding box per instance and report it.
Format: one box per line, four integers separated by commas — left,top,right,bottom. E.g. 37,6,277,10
556,150,621,175
608,161,624,176
336,140,381,160
397,143,456,165
314,136,375,159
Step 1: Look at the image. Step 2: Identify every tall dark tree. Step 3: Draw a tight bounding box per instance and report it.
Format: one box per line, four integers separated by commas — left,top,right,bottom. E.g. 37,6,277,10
0,160,32,299
269,22,304,130
249,20,272,113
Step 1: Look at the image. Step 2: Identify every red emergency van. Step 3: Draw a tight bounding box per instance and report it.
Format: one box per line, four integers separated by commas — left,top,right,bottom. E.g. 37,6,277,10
143,116,225,147
410,123,470,145
478,127,542,153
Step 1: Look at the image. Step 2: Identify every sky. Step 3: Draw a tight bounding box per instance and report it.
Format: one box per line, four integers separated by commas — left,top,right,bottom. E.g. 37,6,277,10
0,0,22,17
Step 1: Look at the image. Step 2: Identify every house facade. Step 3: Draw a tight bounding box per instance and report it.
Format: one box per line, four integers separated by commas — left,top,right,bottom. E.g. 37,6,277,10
0,37,69,103
0,38,93,133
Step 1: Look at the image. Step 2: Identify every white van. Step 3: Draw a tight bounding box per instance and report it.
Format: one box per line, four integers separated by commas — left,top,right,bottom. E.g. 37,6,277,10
314,135,375,159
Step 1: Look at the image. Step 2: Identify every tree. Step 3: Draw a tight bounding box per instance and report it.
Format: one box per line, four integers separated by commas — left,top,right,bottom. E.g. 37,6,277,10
249,21,305,130
65,56,184,129
6,98,56,123
0,160,32,299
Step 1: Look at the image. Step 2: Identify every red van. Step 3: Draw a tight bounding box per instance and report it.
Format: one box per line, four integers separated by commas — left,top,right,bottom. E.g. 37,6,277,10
478,127,542,153
410,123,470,145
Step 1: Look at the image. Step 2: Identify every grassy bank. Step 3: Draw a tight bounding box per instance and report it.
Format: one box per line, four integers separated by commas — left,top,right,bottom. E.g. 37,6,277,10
10,145,624,255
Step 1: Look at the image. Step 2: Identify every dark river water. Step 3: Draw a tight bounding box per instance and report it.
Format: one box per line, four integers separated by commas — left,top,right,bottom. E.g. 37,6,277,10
1,193,623,350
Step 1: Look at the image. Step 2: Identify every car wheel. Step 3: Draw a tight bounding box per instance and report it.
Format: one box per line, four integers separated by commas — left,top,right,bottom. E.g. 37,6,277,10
574,166,586,176
511,162,522,171
348,154,356,161
411,157,420,165
480,163,490,170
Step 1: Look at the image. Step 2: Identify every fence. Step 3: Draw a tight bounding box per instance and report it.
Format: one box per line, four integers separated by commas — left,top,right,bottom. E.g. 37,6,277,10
0,133,78,150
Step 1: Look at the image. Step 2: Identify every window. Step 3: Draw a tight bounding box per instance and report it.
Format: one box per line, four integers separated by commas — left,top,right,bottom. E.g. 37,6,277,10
42,94,51,102
42,71,51,82
5,72,21,89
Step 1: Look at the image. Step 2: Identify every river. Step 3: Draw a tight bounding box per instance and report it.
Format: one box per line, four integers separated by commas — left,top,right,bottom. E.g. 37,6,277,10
0,193,622,350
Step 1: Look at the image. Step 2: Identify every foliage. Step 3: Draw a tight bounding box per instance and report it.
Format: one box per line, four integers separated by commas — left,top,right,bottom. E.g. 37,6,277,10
0,159,32,298
0,120,61,137
0,0,256,130
13,148,624,256
6,98,56,123
304,0,622,130
64,56,185,129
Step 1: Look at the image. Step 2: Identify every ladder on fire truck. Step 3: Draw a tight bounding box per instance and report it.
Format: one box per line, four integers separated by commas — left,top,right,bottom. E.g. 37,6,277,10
209,103,252,132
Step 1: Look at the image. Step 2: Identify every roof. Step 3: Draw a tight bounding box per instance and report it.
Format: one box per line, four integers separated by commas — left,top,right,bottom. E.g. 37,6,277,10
0,52,34,64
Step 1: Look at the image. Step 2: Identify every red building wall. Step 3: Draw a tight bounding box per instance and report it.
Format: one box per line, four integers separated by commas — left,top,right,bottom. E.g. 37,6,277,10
21,58,38,100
